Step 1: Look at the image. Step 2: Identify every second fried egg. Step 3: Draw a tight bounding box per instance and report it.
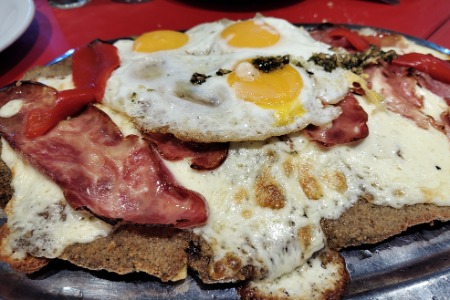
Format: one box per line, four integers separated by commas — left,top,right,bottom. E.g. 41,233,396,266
103,16,352,143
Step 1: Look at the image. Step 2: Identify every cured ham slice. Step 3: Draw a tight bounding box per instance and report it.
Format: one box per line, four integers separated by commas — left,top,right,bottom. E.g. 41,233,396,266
0,82,207,228
309,26,405,52
145,132,228,170
415,72,450,105
365,62,450,138
369,63,430,127
305,94,369,147
309,27,354,50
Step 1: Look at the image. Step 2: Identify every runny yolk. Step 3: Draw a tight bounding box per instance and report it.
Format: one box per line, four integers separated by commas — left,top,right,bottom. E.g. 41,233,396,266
227,61,305,126
133,30,189,52
221,20,280,48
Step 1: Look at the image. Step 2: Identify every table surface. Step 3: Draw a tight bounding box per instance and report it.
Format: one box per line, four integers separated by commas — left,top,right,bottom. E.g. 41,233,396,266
0,0,449,87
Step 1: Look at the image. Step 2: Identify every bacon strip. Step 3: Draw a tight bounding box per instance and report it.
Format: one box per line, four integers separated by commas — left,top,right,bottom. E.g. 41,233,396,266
145,133,228,170
0,82,207,228
305,94,369,147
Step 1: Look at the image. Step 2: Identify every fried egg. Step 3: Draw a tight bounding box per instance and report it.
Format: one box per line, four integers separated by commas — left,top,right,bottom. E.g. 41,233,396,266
103,16,352,143
211,16,335,59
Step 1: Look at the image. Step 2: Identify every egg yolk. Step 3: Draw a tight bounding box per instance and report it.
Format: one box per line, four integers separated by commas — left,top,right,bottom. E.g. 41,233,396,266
133,30,189,52
221,20,280,48
228,62,304,126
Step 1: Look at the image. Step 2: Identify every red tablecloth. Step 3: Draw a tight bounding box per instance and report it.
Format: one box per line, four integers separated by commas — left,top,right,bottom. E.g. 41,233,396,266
1,0,449,87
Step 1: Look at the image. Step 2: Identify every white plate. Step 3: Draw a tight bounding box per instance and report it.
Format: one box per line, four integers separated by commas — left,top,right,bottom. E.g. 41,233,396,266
0,0,35,52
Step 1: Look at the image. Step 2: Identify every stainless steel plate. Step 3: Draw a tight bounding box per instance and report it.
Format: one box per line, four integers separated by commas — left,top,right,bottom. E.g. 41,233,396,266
1,24,449,300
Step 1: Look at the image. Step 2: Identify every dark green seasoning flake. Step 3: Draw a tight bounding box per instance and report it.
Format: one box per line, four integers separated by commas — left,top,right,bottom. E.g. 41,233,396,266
309,45,398,74
216,69,232,76
252,55,290,73
190,73,211,85
131,92,137,102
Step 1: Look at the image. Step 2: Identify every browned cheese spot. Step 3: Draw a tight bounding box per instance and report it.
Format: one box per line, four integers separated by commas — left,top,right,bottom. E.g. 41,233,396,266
393,189,405,197
265,149,278,164
299,163,323,200
241,209,253,219
420,188,437,203
233,188,249,205
371,182,381,190
211,252,243,281
3,199,13,215
321,170,348,194
282,157,295,177
361,192,375,202
255,168,285,209
298,225,314,250
23,231,33,239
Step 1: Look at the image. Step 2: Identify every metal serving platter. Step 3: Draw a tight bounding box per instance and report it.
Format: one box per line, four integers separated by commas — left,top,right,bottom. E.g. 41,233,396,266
0,219,449,299
1,24,449,300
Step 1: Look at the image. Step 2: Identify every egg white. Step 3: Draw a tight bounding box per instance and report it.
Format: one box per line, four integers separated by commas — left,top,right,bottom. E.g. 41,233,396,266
103,16,351,143
210,16,334,60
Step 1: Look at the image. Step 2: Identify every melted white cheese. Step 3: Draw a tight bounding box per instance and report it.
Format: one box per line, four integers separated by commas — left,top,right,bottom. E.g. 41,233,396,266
1,139,112,259
164,92,450,281
37,74,74,91
166,138,340,280
0,99,24,118
417,85,449,121
248,252,344,299
331,97,450,208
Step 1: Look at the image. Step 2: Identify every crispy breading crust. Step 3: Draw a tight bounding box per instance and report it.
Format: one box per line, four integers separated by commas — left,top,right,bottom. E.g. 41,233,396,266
0,159,12,209
19,57,73,82
60,225,190,282
0,224,49,273
321,200,450,250
186,233,261,283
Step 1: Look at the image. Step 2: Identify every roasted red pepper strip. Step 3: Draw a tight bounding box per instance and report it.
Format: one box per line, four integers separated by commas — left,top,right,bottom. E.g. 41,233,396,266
328,27,371,52
25,42,120,138
25,87,96,138
392,53,450,84
73,42,120,101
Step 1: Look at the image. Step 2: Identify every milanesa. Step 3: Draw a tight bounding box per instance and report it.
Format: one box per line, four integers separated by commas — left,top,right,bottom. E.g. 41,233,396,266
0,16,450,300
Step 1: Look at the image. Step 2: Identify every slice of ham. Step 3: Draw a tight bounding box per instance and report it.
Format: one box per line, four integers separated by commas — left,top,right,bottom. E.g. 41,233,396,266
0,82,207,228
365,62,450,138
305,94,369,147
442,111,450,140
415,71,450,106
309,28,353,50
309,27,405,51
144,132,228,170
369,63,429,128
